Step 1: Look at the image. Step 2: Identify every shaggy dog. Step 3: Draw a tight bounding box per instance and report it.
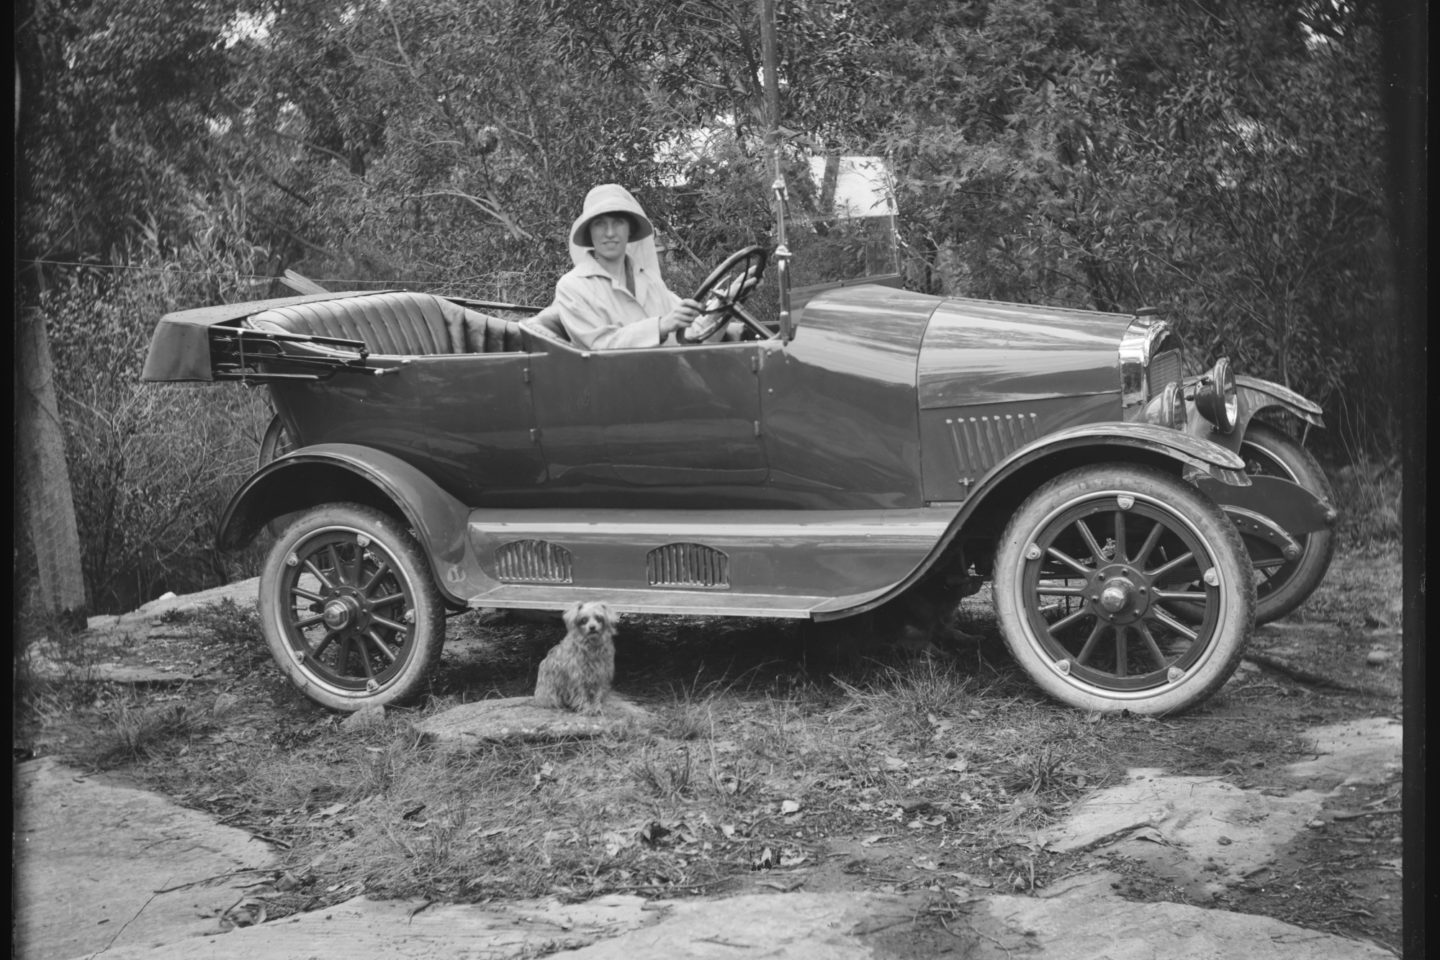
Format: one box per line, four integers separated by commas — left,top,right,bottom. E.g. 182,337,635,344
533,601,617,715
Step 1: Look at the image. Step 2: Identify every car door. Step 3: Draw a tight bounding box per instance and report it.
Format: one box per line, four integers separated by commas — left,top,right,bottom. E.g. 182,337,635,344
406,352,545,504
528,337,768,502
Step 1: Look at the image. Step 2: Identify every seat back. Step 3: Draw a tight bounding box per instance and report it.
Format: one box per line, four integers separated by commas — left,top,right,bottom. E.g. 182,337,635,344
519,304,571,346
246,291,524,355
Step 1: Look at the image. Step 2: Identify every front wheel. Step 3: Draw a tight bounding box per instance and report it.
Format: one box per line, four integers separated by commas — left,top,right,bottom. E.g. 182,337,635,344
259,503,444,711
993,465,1255,716
1239,421,1336,624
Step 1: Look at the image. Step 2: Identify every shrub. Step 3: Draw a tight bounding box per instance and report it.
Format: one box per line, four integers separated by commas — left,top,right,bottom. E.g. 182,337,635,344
41,244,273,613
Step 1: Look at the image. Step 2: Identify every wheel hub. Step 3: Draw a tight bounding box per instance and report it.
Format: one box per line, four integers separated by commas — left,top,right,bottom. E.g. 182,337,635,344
1091,564,1151,624
321,592,366,631
1099,581,1132,613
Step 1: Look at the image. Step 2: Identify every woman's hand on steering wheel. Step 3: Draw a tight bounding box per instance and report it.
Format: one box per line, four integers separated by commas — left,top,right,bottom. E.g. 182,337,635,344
660,299,702,341
680,245,771,344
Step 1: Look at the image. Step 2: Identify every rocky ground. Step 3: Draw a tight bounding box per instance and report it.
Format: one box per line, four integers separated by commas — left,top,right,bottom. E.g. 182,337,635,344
14,546,1406,959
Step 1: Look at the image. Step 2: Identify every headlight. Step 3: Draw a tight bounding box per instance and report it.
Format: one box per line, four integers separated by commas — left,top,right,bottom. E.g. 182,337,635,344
1142,381,1186,430
1192,357,1238,433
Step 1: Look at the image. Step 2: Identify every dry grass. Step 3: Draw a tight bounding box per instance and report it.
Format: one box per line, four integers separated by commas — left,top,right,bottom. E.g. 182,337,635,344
15,629,1123,911
10,543,1402,951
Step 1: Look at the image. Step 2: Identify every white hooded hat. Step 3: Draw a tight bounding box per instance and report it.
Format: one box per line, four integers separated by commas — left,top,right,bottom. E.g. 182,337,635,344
566,184,665,282
568,183,656,247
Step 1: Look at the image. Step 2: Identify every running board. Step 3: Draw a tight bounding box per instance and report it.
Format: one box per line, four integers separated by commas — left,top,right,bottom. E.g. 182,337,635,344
456,506,956,617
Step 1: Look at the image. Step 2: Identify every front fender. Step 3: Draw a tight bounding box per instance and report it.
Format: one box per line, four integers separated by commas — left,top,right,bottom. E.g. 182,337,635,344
1186,374,1326,454
1235,375,1326,428
946,420,1250,535
218,444,472,605
983,421,1250,485
814,423,1248,620
1191,475,1337,539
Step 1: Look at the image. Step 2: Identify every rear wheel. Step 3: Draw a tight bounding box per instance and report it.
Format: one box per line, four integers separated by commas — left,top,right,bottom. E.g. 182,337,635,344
993,465,1255,715
259,503,444,711
1240,421,1336,624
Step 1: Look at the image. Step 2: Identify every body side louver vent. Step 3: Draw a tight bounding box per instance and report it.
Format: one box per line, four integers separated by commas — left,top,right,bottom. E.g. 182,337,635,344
646,543,730,589
495,540,573,583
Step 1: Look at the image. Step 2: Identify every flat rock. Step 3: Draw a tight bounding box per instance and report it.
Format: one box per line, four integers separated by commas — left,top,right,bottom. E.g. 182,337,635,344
1039,768,1329,881
561,892,918,959
969,883,1396,959
81,893,656,960
415,695,655,747
13,758,276,960
85,577,260,634
1286,717,1403,785
20,650,222,685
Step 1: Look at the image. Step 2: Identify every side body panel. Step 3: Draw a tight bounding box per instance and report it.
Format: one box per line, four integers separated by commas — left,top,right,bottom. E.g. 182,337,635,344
459,505,958,616
525,336,768,504
758,285,940,509
915,298,1130,501
269,358,424,465
403,354,545,503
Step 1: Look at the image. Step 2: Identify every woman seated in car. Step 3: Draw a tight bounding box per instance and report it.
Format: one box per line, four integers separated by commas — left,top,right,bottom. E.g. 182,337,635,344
552,184,706,349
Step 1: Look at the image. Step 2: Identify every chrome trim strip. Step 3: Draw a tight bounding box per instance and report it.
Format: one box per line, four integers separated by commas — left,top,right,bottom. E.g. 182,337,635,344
1119,315,1181,420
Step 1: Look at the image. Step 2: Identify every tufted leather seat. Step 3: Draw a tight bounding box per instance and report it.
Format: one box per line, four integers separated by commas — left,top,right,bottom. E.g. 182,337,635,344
245,291,524,355
519,303,572,344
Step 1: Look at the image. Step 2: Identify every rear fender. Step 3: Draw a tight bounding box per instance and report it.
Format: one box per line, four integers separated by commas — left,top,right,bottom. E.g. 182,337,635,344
218,443,471,606
815,423,1249,620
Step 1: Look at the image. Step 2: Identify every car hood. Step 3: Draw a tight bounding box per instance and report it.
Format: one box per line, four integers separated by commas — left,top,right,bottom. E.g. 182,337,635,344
917,297,1131,409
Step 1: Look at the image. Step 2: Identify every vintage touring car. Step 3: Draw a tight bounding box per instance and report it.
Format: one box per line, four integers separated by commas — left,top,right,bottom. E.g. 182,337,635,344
142,210,1335,717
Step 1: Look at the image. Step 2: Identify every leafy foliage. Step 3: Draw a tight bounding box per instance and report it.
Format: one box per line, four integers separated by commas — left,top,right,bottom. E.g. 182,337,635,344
17,0,1395,610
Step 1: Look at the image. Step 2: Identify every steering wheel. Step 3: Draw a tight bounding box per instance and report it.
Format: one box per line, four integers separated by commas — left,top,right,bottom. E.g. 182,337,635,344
679,245,771,343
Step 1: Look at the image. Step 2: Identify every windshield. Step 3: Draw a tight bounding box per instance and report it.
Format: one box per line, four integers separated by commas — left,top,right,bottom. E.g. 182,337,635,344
789,156,900,290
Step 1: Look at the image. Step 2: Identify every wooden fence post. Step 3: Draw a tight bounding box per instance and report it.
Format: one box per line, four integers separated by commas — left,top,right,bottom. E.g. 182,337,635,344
16,304,89,628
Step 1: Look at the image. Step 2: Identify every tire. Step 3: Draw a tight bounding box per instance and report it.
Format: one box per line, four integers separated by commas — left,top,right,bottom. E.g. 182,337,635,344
258,503,444,711
1239,421,1336,624
992,464,1255,716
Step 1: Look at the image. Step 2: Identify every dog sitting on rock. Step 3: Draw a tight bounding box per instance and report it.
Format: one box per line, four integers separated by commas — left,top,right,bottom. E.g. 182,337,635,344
533,601,616,715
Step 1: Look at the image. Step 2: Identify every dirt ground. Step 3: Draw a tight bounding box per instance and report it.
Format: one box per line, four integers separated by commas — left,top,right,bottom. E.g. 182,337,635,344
15,543,1404,956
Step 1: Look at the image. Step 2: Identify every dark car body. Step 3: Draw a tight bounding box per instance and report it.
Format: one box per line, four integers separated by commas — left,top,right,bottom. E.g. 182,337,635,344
144,241,1333,716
